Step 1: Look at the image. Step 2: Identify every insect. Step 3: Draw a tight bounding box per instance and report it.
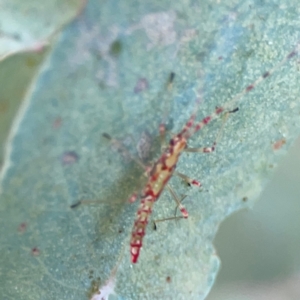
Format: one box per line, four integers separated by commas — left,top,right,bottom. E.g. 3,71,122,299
125,102,237,263
73,43,299,264
126,45,299,264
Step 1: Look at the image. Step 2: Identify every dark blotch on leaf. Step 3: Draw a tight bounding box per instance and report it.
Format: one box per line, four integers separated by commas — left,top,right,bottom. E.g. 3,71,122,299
110,40,122,57
153,221,157,231
70,201,81,209
31,247,40,256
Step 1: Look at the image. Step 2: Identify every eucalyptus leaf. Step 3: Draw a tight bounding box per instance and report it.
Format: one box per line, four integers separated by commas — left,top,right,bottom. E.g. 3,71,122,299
1,0,300,299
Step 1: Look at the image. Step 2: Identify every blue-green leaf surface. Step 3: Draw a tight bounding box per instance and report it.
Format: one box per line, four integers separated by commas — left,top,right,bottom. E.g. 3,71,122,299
1,1,300,299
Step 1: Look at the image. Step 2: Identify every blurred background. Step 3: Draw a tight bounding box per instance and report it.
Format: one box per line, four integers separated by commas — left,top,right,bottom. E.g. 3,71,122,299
208,137,300,300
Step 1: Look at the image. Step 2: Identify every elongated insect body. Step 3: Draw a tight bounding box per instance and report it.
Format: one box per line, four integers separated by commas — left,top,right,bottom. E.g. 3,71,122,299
130,133,188,263
129,44,300,264
69,43,299,264
130,105,225,263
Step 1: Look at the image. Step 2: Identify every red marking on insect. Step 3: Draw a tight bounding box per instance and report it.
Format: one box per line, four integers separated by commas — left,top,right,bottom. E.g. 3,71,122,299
203,116,211,124
18,222,27,233
31,247,40,256
179,206,188,218
215,107,224,114
191,179,201,187
273,138,286,150
246,84,254,92
187,119,194,127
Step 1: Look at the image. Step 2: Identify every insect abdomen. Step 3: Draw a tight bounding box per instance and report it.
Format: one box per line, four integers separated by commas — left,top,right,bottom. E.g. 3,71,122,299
130,194,156,263
130,138,187,263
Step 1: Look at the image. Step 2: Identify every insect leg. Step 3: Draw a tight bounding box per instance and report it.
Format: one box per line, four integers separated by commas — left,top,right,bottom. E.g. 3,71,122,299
159,72,177,146
70,198,119,208
166,184,188,218
185,108,238,153
70,134,147,209
174,171,202,187
153,215,186,230
70,199,105,208
152,187,187,230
